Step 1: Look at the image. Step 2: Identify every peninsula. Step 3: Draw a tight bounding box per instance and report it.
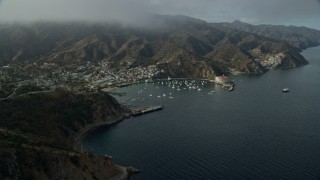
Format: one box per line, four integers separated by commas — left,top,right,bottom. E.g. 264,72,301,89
0,87,139,179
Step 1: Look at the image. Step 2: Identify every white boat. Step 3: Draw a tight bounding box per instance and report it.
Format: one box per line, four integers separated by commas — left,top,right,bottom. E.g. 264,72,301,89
104,154,112,159
282,88,289,93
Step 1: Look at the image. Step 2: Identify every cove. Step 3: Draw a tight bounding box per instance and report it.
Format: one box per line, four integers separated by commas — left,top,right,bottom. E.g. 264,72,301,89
83,46,320,179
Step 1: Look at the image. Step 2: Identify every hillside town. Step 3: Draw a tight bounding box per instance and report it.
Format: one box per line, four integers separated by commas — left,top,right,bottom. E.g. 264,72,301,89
0,51,285,92
254,53,283,68
0,59,160,91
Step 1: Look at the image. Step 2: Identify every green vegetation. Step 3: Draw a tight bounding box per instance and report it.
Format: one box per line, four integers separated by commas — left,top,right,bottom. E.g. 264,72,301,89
0,84,15,98
13,84,46,96
0,89,126,179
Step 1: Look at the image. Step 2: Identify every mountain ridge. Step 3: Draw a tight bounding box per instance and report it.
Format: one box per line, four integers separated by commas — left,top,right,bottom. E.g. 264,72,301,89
0,15,314,79
212,20,320,50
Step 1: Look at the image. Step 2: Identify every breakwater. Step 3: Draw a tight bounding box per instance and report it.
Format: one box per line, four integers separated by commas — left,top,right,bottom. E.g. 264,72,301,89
131,105,163,116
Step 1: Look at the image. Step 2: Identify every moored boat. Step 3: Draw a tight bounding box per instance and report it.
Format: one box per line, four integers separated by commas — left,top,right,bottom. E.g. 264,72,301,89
282,88,289,93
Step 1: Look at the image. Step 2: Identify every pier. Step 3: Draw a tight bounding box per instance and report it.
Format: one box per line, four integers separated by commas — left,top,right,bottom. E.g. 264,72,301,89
131,105,163,116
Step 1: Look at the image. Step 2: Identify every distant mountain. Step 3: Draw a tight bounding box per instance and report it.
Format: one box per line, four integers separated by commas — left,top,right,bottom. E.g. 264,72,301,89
0,15,311,77
212,20,320,50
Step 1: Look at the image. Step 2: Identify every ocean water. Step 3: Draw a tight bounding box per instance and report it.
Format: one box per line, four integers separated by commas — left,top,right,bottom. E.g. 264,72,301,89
83,46,320,179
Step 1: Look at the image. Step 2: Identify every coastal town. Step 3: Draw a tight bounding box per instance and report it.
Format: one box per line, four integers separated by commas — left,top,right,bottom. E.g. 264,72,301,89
1,3,319,178
0,57,237,93
0,59,160,91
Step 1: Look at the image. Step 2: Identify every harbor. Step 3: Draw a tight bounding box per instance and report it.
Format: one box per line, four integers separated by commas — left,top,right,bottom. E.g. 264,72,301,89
84,45,320,179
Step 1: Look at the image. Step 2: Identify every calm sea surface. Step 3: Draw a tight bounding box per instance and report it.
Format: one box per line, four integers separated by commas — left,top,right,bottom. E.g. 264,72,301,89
84,47,320,179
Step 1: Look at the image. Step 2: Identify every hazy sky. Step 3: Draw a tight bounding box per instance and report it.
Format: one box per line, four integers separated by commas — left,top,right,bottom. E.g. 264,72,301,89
0,0,320,29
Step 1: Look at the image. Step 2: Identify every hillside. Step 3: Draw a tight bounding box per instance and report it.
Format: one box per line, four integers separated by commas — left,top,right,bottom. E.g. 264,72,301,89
0,88,135,179
0,15,309,80
213,20,320,50
1,14,319,179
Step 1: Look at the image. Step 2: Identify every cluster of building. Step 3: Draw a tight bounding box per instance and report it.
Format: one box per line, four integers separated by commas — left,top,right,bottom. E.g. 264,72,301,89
89,65,159,88
0,59,161,91
254,54,283,68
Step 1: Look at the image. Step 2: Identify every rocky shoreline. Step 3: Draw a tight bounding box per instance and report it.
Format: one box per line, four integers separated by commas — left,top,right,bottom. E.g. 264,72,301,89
74,107,141,179
0,90,141,179
74,114,129,150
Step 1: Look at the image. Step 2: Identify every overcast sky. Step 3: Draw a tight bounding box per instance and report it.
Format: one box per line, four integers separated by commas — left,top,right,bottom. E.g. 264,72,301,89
0,0,320,29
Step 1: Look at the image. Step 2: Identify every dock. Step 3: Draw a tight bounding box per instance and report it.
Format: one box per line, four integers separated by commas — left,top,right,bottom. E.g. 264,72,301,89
131,105,163,116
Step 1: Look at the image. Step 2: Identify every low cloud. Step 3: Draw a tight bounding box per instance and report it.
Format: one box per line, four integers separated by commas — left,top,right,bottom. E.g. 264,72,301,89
0,0,319,28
